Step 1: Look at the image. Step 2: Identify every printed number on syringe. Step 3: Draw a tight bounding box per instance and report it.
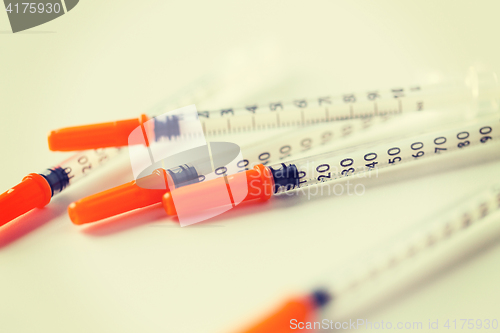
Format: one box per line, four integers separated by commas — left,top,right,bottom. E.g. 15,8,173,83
304,125,495,185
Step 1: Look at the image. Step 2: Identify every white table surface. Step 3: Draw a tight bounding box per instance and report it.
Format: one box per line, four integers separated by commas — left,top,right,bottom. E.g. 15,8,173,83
1,1,500,332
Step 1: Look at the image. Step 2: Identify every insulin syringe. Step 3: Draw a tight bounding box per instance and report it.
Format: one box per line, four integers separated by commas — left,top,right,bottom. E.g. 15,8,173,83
65,109,452,224
47,71,499,152
162,114,500,225
0,149,122,227
68,114,500,225
231,184,500,333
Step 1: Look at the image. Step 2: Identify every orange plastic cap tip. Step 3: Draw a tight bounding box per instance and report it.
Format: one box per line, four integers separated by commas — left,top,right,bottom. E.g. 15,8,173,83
162,192,177,216
237,295,316,333
48,114,150,151
68,169,171,225
0,174,52,227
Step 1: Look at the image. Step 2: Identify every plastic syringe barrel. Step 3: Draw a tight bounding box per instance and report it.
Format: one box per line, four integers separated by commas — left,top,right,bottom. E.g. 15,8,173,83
162,164,274,216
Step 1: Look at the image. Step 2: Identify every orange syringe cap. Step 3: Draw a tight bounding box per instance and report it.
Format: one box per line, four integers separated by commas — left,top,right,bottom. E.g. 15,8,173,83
0,174,52,227
48,114,150,151
236,295,317,333
235,290,331,333
68,169,170,225
162,164,274,218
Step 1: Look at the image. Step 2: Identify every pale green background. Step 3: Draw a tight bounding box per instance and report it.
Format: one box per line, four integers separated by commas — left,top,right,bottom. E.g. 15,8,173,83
1,1,500,332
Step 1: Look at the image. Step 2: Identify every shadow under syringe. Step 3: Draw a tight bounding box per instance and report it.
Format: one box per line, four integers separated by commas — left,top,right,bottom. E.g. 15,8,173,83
80,203,170,237
0,194,76,249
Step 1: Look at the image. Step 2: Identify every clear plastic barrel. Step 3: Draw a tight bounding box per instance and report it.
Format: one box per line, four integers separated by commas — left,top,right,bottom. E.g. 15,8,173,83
42,148,123,196
269,114,500,193
317,184,500,320
195,70,499,135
